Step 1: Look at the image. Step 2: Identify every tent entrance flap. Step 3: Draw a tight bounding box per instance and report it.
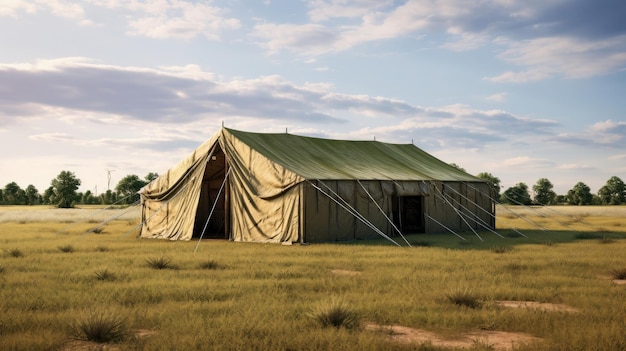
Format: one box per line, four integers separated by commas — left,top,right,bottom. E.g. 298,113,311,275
392,195,425,233
193,145,228,239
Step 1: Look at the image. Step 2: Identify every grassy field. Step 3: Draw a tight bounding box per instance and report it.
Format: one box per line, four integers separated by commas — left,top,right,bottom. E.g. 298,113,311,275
0,205,625,350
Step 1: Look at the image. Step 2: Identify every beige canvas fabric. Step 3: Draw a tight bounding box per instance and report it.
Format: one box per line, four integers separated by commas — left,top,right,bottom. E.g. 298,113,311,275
139,128,494,243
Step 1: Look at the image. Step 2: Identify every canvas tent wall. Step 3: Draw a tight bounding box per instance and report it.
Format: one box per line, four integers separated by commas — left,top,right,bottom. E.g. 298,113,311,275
139,127,494,243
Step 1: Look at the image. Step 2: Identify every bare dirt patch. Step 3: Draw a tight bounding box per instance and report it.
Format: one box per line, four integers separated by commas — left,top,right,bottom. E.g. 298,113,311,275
61,340,122,351
364,323,541,350
613,279,626,285
495,300,579,313
60,329,157,351
330,269,361,276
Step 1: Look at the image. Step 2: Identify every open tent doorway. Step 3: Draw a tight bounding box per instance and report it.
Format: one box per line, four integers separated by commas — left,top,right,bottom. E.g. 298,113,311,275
193,145,228,239
393,196,425,234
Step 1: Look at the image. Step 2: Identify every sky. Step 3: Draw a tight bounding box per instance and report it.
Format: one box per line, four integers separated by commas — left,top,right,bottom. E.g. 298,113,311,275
1,0,625,196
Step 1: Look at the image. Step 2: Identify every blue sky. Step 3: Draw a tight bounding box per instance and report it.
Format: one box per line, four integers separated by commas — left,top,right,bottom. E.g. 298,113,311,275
1,0,625,195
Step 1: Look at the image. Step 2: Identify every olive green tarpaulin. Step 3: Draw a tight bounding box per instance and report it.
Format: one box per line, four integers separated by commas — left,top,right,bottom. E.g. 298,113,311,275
139,128,494,243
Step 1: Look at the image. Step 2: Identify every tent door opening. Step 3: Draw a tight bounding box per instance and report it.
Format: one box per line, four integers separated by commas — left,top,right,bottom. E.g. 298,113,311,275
392,196,425,233
193,145,228,239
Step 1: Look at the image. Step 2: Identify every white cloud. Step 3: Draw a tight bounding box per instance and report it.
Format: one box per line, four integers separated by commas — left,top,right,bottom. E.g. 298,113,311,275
124,1,241,40
306,0,394,22
501,156,555,168
0,0,37,17
608,154,626,161
4,0,240,40
486,92,507,102
488,35,626,82
558,163,593,170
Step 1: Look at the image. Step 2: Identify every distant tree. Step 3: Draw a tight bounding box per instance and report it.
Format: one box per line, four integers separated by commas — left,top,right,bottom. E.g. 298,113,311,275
3,182,25,205
476,172,501,200
501,182,532,205
145,172,159,182
81,190,98,205
566,182,593,205
532,178,557,205
449,163,466,172
101,189,118,205
0,189,3,204
116,174,148,204
24,185,40,205
597,176,625,205
51,170,81,208
42,186,55,205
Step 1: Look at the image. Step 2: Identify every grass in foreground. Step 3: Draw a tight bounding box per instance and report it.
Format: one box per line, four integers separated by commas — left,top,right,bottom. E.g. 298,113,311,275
0,206,625,350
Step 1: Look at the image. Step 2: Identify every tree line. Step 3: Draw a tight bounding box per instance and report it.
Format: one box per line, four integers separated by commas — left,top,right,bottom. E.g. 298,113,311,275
476,173,626,206
0,171,158,208
1,169,625,208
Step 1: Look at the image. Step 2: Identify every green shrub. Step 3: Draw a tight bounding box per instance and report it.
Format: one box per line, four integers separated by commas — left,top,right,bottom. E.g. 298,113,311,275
70,311,127,343
58,244,75,253
445,288,482,309
146,256,177,270
309,298,359,329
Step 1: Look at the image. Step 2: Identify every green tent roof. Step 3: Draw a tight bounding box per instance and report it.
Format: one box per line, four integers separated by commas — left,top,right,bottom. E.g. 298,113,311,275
225,128,481,182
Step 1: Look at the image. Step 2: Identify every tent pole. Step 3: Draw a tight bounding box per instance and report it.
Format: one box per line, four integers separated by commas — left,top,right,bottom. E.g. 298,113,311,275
82,201,141,236
224,152,230,240
431,182,483,241
443,195,505,238
464,182,545,232
439,183,507,238
308,180,401,247
464,182,526,234
123,176,197,238
425,214,467,241
195,168,232,253
55,192,137,235
357,180,411,247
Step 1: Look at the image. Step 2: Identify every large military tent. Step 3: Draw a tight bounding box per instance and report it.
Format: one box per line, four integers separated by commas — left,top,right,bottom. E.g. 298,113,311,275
139,127,494,244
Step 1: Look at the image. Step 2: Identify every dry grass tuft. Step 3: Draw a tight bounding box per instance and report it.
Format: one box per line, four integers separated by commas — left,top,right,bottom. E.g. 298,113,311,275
145,256,178,270
309,298,359,329
58,244,75,253
446,288,482,309
6,248,24,257
610,267,626,280
69,311,128,343
198,259,223,270
94,268,117,281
